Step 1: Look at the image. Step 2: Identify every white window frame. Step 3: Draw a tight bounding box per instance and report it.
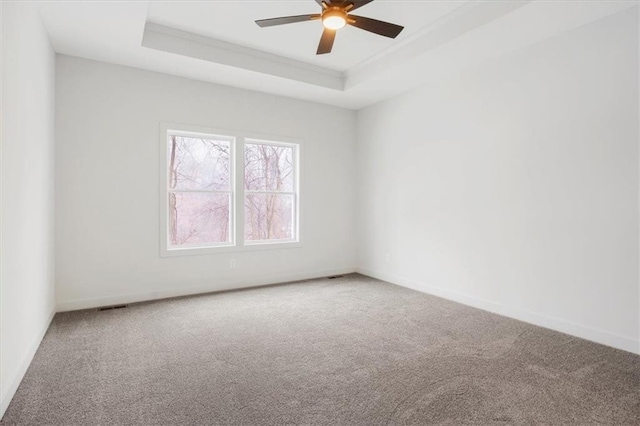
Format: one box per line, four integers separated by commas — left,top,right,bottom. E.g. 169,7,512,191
160,123,302,257
243,138,299,246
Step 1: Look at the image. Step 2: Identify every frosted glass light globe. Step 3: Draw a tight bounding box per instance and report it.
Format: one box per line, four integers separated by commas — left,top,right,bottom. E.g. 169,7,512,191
322,10,347,30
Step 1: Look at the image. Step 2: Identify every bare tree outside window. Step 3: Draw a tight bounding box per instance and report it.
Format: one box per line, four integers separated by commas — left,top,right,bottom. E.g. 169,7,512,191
244,142,296,242
168,134,232,247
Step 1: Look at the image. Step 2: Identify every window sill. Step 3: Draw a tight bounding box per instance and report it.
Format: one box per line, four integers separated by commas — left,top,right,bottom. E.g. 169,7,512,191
160,241,303,257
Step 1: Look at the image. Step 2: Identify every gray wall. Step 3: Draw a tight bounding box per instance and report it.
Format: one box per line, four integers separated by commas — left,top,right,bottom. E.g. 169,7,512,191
55,56,358,310
1,2,57,417
356,9,639,353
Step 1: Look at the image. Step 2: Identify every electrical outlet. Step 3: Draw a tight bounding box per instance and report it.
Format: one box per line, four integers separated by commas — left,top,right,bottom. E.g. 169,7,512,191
230,259,236,269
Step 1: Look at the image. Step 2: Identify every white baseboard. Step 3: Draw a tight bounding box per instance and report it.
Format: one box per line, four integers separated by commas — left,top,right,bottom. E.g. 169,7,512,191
0,308,56,420
358,267,639,355
56,267,357,312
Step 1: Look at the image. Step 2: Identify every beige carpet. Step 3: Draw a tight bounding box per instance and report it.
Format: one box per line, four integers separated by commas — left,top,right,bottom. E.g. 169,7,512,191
2,274,639,425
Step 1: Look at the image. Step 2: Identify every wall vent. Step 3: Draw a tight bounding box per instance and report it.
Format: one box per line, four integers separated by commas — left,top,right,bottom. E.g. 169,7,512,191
98,304,128,311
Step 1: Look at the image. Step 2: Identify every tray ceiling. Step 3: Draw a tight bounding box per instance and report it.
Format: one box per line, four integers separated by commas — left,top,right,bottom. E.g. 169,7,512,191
145,0,463,72
37,0,636,109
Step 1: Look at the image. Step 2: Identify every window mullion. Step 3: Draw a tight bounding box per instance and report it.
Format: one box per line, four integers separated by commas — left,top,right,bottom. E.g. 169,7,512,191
236,136,245,247
168,189,232,194
294,144,300,241
244,190,295,195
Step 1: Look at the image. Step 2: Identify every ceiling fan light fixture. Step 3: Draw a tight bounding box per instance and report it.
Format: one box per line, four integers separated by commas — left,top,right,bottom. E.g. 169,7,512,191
255,0,404,55
322,9,347,30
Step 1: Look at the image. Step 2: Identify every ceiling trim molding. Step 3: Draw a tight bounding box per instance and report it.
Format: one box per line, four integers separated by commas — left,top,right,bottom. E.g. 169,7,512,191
139,1,634,103
141,3,535,95
142,22,344,91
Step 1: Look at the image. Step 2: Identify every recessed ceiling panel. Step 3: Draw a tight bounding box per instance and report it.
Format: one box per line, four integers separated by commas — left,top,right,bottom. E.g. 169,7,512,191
146,0,466,71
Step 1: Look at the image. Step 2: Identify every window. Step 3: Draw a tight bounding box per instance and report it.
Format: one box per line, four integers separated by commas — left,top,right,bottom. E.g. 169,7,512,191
161,125,300,256
167,132,234,249
244,141,296,243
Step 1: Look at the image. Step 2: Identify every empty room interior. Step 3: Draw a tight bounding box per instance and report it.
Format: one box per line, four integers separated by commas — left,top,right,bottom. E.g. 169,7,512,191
2,0,640,424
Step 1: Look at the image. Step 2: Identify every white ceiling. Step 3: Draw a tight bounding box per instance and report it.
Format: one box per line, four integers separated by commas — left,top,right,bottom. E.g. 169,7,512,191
37,0,636,110
145,0,463,72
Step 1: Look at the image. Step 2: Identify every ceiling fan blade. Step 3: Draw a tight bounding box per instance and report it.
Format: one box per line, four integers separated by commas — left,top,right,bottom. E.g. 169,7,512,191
317,28,336,54
345,0,374,12
255,14,321,28
347,15,403,38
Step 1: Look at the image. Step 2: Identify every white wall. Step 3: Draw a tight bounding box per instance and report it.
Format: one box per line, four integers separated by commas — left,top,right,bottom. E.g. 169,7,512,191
0,2,57,418
357,8,639,354
55,56,357,310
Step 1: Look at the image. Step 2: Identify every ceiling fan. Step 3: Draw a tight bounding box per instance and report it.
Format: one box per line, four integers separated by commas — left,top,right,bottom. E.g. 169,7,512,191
255,0,404,55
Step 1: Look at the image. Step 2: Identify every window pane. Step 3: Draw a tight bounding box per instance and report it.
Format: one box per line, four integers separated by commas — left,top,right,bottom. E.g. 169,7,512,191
244,143,294,192
169,135,231,191
244,194,294,242
169,193,230,246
